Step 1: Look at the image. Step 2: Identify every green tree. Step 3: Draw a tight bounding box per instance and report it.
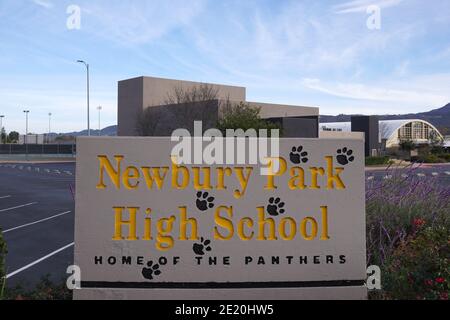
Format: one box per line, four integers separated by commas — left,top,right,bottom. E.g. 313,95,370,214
399,140,415,152
217,101,282,136
8,131,19,144
0,128,6,144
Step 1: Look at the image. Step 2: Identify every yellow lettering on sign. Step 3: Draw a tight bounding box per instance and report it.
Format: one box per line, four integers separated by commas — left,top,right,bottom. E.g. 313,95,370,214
141,167,169,190
326,156,346,189
179,206,198,241
113,206,138,241
214,206,234,240
234,167,253,199
156,216,176,251
257,207,277,241
97,155,123,189
264,157,287,190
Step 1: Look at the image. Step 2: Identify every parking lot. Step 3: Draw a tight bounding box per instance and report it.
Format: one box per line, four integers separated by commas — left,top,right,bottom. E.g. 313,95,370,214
0,161,449,290
0,162,75,289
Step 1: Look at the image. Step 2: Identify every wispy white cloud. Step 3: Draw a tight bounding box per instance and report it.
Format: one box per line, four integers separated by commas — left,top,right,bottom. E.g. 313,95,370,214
83,0,206,45
301,77,450,107
32,0,53,9
333,0,403,14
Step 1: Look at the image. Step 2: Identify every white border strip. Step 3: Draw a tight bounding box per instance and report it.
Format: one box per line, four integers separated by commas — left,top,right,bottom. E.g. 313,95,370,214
3,211,71,233
0,195,11,199
6,243,74,279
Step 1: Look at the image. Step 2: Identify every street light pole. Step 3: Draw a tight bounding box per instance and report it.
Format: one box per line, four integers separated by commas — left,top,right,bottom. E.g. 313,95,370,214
97,106,102,136
77,60,90,136
48,112,52,144
0,115,4,144
23,110,30,160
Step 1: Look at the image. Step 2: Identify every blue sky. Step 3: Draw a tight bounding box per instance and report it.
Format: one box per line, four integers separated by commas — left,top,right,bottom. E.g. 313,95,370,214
1,0,449,134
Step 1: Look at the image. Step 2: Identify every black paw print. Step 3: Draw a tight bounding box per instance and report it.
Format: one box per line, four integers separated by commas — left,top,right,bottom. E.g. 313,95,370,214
290,146,309,164
142,260,161,280
196,192,215,211
193,237,212,256
267,197,286,216
336,148,355,166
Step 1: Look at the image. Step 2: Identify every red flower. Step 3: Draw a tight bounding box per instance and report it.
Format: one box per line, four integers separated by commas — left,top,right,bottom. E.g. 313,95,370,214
440,292,449,300
413,218,425,228
425,279,434,286
435,277,445,284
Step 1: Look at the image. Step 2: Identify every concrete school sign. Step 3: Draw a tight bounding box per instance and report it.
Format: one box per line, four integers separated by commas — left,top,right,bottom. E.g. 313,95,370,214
74,137,367,300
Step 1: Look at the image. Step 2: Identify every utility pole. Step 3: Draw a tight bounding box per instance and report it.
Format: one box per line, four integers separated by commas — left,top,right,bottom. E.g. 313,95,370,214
77,60,91,136
23,110,30,160
48,112,52,144
97,106,102,136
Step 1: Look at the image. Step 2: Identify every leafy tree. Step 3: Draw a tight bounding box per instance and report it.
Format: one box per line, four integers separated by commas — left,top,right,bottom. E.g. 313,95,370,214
8,131,19,144
0,128,6,144
136,84,220,136
217,101,282,136
399,140,415,152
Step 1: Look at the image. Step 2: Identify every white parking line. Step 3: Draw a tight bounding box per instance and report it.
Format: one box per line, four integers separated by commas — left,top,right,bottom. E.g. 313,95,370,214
0,202,37,213
446,172,450,176
417,173,426,177
0,195,11,199
432,172,439,176
3,211,71,233
6,243,74,279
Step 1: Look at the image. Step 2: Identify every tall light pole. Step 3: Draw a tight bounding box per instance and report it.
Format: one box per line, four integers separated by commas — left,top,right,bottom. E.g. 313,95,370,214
0,115,4,144
97,106,102,136
77,60,90,136
48,112,52,144
23,110,30,159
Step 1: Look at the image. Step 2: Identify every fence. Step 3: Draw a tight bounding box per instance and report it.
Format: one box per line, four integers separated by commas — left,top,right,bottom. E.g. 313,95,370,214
0,144,76,155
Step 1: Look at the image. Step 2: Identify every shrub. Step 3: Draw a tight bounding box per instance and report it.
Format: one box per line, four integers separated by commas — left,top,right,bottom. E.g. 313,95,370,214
383,225,449,300
5,276,72,300
366,168,449,267
0,229,7,300
365,156,391,166
423,154,444,163
366,166,449,300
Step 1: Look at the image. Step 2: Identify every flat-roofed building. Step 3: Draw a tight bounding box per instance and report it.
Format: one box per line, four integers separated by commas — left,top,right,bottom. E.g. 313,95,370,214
118,76,319,138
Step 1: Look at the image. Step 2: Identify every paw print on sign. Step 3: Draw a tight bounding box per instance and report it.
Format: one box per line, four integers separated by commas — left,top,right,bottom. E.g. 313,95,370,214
142,260,161,281
267,197,286,217
289,146,309,164
193,237,212,256
336,148,355,166
196,192,215,211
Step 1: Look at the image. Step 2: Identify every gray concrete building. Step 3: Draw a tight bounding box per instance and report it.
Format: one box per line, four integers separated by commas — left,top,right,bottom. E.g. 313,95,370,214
118,76,319,137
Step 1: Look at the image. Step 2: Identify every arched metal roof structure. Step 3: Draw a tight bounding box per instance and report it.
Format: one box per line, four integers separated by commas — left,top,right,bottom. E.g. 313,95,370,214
320,119,444,148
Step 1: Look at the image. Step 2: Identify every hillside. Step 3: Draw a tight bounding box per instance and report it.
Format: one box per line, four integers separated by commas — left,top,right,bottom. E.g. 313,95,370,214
320,103,450,134
55,104,450,137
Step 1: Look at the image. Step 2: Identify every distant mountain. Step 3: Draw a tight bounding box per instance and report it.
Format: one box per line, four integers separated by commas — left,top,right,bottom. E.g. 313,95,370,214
52,125,117,138
54,104,450,137
320,103,450,134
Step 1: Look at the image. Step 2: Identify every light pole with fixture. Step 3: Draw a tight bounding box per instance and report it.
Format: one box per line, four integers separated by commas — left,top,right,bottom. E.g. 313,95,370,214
97,106,102,136
23,110,30,159
48,112,52,144
77,60,90,136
